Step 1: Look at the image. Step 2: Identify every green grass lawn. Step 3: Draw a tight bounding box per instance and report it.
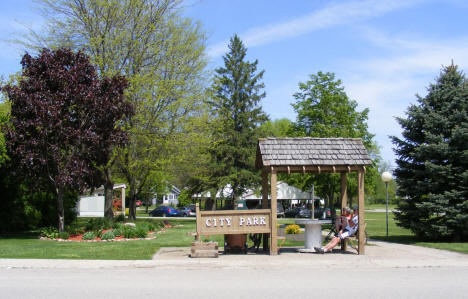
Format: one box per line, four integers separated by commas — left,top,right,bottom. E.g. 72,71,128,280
1,211,467,259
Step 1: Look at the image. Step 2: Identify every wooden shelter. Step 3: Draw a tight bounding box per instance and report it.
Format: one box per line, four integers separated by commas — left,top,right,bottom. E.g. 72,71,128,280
256,137,372,255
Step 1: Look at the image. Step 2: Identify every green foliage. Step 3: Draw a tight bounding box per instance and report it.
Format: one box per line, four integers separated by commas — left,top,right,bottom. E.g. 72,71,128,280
0,101,10,166
112,228,122,237
392,64,468,241
206,35,268,201
94,229,103,239
65,224,83,236
0,161,79,233
28,0,209,221
136,222,156,232
287,71,379,206
85,218,113,231
40,227,58,239
82,231,96,240
101,230,115,241
112,222,124,230
114,214,125,222
285,224,301,234
58,232,70,240
135,227,148,238
259,118,294,138
177,189,193,208
122,226,137,239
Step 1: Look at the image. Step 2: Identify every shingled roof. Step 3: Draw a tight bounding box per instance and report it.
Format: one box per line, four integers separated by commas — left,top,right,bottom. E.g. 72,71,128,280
256,137,372,168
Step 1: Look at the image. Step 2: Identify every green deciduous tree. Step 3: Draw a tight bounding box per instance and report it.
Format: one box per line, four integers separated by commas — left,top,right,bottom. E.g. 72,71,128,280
27,0,208,220
259,118,294,138
206,35,268,207
288,71,379,208
392,64,468,241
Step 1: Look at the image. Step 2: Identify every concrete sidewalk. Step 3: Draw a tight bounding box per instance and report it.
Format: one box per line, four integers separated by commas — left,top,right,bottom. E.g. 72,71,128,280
1,240,467,270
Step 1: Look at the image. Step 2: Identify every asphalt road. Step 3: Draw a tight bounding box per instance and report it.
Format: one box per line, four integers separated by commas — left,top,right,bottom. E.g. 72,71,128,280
2,266,467,299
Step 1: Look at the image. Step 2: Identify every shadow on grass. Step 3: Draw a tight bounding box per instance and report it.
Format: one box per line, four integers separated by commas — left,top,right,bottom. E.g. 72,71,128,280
0,231,39,239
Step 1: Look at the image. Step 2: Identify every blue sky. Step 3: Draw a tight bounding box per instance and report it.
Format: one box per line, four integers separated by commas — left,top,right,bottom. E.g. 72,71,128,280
2,0,468,167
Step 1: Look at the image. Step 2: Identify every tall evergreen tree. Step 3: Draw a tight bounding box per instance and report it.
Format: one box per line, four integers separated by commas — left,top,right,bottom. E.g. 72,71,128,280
392,64,468,241
207,35,268,207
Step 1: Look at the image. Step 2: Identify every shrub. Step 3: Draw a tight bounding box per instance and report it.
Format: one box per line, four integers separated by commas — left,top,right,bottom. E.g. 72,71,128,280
113,228,122,237
85,218,113,231
136,221,155,232
101,230,115,240
82,231,96,240
135,227,147,238
65,224,83,236
94,228,103,238
58,232,70,239
115,214,125,222
152,221,164,230
285,224,301,234
112,222,123,230
40,226,58,239
122,226,137,238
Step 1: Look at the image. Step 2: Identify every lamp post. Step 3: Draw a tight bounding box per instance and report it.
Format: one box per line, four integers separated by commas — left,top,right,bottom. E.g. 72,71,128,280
381,172,392,237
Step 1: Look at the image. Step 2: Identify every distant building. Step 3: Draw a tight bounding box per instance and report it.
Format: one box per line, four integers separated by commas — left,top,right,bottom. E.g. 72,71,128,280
77,184,126,217
154,185,180,206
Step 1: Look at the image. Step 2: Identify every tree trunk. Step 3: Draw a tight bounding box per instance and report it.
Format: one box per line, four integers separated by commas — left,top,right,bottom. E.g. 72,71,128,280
104,167,114,219
205,189,216,211
128,182,137,220
57,186,65,233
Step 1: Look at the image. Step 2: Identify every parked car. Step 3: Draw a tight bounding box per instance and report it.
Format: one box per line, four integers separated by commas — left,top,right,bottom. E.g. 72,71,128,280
136,200,143,207
285,207,332,219
149,206,180,217
284,207,311,218
314,207,332,219
179,206,196,217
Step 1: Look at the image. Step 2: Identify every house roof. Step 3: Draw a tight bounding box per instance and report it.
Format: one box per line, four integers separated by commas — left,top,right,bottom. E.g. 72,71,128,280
256,137,372,168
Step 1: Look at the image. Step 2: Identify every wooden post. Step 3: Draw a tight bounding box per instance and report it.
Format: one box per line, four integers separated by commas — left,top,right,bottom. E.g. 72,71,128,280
262,169,269,251
340,172,348,212
270,167,278,255
195,203,201,241
358,170,365,255
340,172,348,251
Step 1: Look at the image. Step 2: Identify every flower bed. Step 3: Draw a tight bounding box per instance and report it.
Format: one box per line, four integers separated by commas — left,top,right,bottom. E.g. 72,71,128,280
39,220,166,242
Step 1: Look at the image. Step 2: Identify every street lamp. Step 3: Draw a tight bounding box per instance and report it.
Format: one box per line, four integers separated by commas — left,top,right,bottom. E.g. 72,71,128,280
381,171,392,237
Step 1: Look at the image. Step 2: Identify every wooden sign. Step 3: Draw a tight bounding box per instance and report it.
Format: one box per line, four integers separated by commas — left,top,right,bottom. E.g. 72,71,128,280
196,204,271,236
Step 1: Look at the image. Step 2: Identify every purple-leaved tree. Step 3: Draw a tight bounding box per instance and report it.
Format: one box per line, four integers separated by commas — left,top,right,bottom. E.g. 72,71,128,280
3,48,133,231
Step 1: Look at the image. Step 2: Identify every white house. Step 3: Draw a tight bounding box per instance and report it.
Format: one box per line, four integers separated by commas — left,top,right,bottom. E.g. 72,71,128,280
154,185,180,206
243,181,323,207
193,181,323,208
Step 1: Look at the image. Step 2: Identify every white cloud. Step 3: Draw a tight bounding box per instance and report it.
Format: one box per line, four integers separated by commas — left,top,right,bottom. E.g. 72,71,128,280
207,0,421,57
342,32,468,164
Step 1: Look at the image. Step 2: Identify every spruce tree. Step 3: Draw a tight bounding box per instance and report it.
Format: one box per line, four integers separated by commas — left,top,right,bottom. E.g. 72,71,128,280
208,35,268,207
392,64,468,241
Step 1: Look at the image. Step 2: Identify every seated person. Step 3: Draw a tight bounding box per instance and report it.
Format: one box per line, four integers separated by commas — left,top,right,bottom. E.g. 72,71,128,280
315,207,358,254
334,207,352,234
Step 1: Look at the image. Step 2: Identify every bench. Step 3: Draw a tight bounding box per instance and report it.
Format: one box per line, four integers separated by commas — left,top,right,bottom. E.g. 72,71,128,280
342,223,367,252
